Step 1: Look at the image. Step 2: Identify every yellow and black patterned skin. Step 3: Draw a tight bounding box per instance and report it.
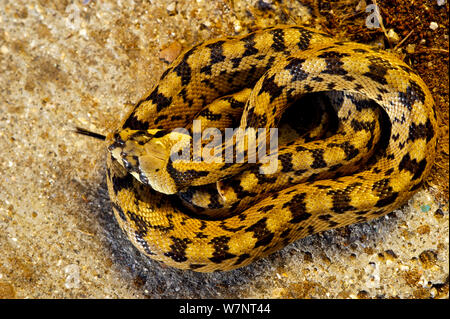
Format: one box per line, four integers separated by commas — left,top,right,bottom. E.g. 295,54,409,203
106,25,437,272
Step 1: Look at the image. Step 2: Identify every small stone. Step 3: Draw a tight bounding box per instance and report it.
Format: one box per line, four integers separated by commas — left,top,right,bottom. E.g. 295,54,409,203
437,0,446,6
387,29,400,43
434,208,444,218
0,282,15,298
416,225,431,235
419,250,438,269
429,22,439,30
355,0,367,11
0,45,9,54
166,2,177,15
233,20,242,33
406,43,416,54
159,41,182,63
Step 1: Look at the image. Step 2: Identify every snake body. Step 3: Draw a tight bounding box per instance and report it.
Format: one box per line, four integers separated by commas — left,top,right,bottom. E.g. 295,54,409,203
106,26,437,272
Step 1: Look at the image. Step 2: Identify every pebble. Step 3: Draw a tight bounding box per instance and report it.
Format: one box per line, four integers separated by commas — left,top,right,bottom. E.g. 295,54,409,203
437,0,446,6
159,41,182,63
406,43,416,54
387,29,400,43
166,2,177,15
429,22,439,30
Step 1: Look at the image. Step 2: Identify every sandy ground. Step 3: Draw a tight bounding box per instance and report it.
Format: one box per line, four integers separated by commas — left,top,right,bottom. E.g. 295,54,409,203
0,0,448,298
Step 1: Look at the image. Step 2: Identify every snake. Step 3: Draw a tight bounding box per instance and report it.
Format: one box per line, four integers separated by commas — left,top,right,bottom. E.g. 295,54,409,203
102,25,437,272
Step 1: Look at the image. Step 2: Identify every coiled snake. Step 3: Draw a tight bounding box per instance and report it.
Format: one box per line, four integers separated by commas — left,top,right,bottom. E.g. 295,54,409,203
104,25,437,272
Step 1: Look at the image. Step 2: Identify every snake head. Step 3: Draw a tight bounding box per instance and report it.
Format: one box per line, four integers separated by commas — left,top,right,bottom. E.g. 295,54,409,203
107,128,192,195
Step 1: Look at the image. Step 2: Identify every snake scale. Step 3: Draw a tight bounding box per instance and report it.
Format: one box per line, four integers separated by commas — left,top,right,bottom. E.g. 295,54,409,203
105,25,437,272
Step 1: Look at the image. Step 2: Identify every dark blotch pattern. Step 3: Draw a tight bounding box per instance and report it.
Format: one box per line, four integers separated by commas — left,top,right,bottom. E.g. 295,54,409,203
282,193,312,223
208,236,236,263
245,217,275,248
164,237,192,263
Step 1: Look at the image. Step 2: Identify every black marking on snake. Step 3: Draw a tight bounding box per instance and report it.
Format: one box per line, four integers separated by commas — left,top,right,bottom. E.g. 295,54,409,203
166,159,209,188
328,141,360,161
127,210,150,240
318,214,332,221
265,56,277,71
200,42,226,75
154,114,168,124
279,153,294,172
407,119,434,142
241,33,258,57
372,178,399,208
244,64,259,84
353,48,369,53
282,193,312,223
245,217,275,249
350,118,376,132
371,209,387,216
306,173,320,183
231,57,243,69
372,178,399,207
310,149,327,169
178,87,194,108
318,51,350,76
122,114,150,131
316,184,332,189
270,28,287,52
200,64,213,75
280,228,291,238
111,173,135,195
234,253,251,266
164,237,192,263
223,96,246,109
209,236,236,263
363,56,396,85
199,109,222,121
173,52,193,86
199,220,207,231
171,115,183,121
207,190,223,210
327,182,362,214
111,202,127,221
409,181,424,192
145,85,173,113
398,153,427,181
194,232,208,239
307,225,316,235
139,171,149,185
293,27,314,50
353,83,364,92
246,106,268,128
377,86,389,94
201,78,218,90
189,264,207,270
258,74,285,103
160,66,173,80
343,75,355,82
327,82,337,90
311,76,324,82
329,163,343,171
218,221,246,232
284,57,308,82
257,205,275,213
